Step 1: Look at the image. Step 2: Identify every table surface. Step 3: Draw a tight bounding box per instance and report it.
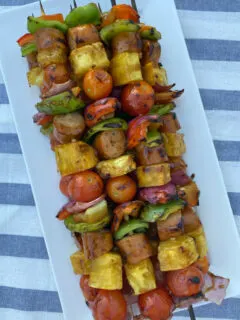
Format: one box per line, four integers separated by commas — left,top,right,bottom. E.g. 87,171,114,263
0,0,240,319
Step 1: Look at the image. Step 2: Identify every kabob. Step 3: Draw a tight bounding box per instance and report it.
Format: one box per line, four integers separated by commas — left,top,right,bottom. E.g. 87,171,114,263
17,2,230,320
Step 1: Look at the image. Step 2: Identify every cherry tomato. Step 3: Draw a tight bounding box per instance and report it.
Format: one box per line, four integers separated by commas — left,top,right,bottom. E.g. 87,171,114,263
138,288,174,320
121,81,155,116
92,290,127,320
166,266,204,297
59,175,73,197
83,69,113,100
68,171,104,202
106,175,137,204
80,276,98,303
192,256,210,274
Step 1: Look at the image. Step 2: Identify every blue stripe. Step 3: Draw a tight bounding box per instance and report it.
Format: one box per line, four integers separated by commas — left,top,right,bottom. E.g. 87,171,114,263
0,134,22,154
0,234,48,259
0,84,9,104
176,298,240,319
228,192,240,216
186,39,240,62
0,0,35,5
214,141,240,162
174,0,240,12
200,89,240,111
0,286,61,312
0,183,34,206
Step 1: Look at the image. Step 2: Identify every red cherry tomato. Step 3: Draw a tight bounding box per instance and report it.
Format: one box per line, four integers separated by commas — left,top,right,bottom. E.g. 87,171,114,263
68,171,104,202
138,288,174,320
59,175,73,197
83,69,113,100
106,175,137,204
121,81,155,116
92,290,127,320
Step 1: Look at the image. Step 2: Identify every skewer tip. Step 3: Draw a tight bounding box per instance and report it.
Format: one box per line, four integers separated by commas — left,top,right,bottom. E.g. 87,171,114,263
188,305,196,320
131,0,138,13
70,4,73,12
73,0,77,9
98,2,102,14
39,0,45,15
110,0,117,7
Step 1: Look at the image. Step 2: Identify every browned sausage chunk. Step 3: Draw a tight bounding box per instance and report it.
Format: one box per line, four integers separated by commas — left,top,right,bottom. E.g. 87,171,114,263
116,233,153,264
157,210,184,241
35,28,67,51
160,113,181,133
82,231,113,260
112,32,142,57
67,24,100,51
136,142,168,165
93,129,126,160
26,52,38,69
142,40,161,66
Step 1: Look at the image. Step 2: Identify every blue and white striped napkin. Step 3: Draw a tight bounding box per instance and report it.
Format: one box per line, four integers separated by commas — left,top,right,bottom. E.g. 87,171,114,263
0,0,240,319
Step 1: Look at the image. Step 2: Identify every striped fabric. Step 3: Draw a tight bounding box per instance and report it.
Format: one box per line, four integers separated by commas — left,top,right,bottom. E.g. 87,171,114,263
0,0,240,319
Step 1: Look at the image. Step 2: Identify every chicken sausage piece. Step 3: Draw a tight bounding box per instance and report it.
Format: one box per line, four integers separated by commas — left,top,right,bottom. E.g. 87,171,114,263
112,32,142,57
136,142,168,165
93,129,126,160
142,39,161,66
82,231,113,260
157,210,184,241
67,24,100,51
35,27,67,51
116,233,153,264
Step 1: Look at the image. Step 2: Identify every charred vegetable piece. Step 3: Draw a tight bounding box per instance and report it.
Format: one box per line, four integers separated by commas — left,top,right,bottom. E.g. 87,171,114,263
70,42,110,79
155,89,184,104
182,206,202,233
112,201,144,232
171,170,191,186
96,154,136,179
70,250,91,275
140,26,161,41
67,24,100,50
114,219,149,241
27,67,44,87
55,141,98,176
40,123,53,136
142,63,167,87
102,4,139,27
139,183,178,205
64,213,111,233
117,233,153,264
178,181,200,207
149,103,175,116
100,19,140,44
160,112,181,133
140,200,185,223
142,39,161,65
93,129,126,160
89,253,122,290
72,200,108,224
82,231,113,260
27,16,68,34
83,118,127,143
158,235,199,271
157,210,184,241
84,97,119,128
112,31,142,56
110,52,143,86
36,91,85,115
136,163,171,188
136,142,168,165
21,42,37,56
125,258,156,295
65,3,101,28
162,132,186,157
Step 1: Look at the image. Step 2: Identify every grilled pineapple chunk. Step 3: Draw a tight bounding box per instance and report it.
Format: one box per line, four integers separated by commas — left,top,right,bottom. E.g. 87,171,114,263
136,163,171,188
70,250,91,275
125,258,156,295
158,235,199,271
27,67,44,87
89,253,122,290
55,141,98,176
96,155,136,179
70,42,110,79
178,181,200,207
37,48,67,68
142,63,168,86
162,133,186,157
187,227,208,258
111,52,143,86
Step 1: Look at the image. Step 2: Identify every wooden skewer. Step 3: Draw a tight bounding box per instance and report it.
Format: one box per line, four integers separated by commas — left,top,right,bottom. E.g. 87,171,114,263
98,2,103,14
39,0,45,15
111,0,116,6
130,0,138,13
188,305,197,320
70,4,73,12
73,0,78,9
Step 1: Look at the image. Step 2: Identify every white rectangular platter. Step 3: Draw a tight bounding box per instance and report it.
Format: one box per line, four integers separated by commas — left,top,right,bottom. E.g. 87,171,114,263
0,0,240,319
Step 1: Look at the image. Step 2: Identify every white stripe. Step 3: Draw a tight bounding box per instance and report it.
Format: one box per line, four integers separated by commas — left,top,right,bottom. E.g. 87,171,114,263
0,205,43,237
0,309,63,320
0,6,18,13
0,154,29,184
192,61,240,91
178,10,240,41
206,110,240,142
0,256,57,291
220,162,240,193
0,104,16,134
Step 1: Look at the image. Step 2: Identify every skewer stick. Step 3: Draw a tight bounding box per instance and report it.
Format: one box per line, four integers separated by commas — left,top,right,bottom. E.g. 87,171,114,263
39,0,45,15
73,0,78,9
70,4,73,12
111,0,116,6
130,0,138,13
188,305,196,320
98,2,103,14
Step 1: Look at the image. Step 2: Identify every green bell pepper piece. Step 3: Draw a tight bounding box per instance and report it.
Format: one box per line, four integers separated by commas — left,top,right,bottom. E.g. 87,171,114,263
65,3,101,28
149,103,175,116
140,200,185,223
146,129,162,147
40,123,53,136
100,20,140,44
27,16,68,34
140,27,161,41
114,219,149,241
36,91,85,115
83,118,128,143
21,42,37,57
64,214,111,233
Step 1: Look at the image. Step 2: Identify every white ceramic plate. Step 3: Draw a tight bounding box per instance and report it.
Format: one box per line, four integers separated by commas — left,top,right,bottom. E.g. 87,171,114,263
0,0,240,318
